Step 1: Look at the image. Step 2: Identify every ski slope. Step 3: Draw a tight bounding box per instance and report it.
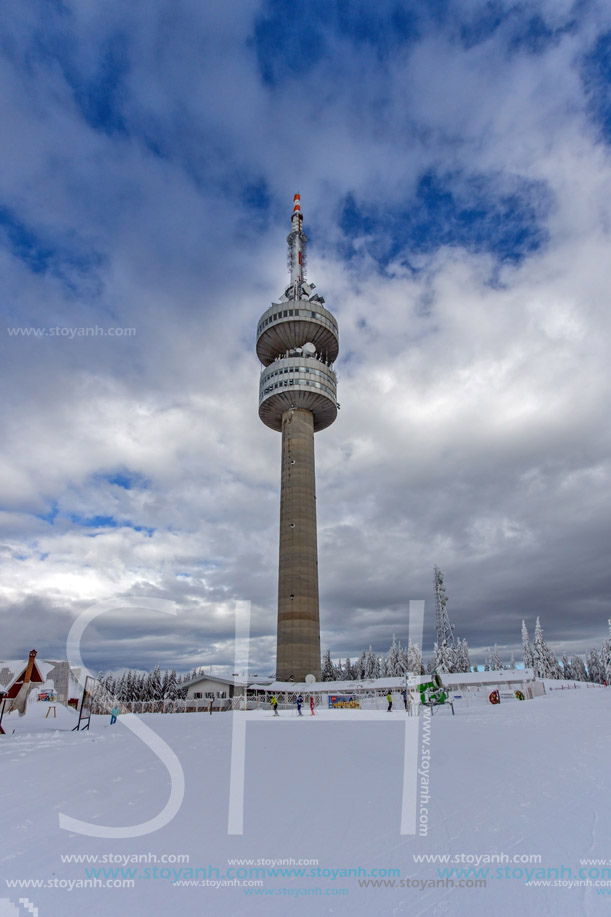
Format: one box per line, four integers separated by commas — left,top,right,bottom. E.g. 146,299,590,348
1,687,610,916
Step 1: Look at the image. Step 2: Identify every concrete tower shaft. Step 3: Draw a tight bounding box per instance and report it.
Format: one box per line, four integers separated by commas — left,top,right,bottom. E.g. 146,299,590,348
277,408,320,680
256,195,339,681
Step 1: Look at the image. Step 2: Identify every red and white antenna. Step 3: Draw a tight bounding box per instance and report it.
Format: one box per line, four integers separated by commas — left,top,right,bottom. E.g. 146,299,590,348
287,192,307,293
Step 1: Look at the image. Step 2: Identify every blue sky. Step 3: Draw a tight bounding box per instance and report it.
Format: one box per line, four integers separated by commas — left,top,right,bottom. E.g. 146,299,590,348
1,0,611,676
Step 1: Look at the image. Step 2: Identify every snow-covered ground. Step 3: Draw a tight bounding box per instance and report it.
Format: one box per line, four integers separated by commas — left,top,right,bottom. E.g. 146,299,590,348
1,687,611,917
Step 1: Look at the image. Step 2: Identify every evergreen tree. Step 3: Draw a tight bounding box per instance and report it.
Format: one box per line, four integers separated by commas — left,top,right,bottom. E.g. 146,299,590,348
491,645,504,671
522,620,534,671
433,641,453,674
455,638,471,673
561,653,572,680
600,619,611,685
148,665,163,700
355,650,367,680
509,652,516,671
321,650,335,681
364,646,379,679
344,657,353,680
166,669,179,700
570,655,588,682
397,643,410,676
407,640,424,676
586,649,604,684
126,670,136,702
532,618,562,679
387,635,402,677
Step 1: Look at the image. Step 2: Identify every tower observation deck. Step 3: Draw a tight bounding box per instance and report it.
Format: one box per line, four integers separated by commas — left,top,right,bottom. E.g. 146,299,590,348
257,194,339,681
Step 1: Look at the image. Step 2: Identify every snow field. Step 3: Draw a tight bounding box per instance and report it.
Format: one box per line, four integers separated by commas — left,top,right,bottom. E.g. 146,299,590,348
1,689,611,916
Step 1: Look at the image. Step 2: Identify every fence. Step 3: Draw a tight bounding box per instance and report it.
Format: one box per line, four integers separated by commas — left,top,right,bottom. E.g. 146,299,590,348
82,678,602,716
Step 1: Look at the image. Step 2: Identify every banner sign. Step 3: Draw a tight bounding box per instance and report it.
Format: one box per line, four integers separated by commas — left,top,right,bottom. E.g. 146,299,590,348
328,695,360,709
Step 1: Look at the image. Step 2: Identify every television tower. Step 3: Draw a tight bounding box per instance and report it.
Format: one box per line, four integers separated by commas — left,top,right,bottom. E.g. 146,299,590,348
256,194,339,681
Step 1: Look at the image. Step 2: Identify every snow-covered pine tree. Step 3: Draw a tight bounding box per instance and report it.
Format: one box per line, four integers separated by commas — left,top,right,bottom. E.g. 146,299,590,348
344,657,353,680
586,648,605,684
561,653,572,680
321,650,335,681
491,645,504,671
433,641,453,674
166,669,178,700
397,642,409,676
570,655,588,682
355,650,367,680
365,646,379,679
522,620,534,670
148,665,163,700
407,640,424,675
509,652,516,671
532,617,562,679
387,634,402,677
455,638,471,673
600,619,611,685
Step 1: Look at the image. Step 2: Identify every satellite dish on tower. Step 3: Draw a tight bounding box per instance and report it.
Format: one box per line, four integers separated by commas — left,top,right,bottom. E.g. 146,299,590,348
303,342,316,355
305,674,316,684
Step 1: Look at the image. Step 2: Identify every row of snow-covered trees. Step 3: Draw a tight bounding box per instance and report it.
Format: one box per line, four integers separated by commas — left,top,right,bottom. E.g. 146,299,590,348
321,635,425,681
322,619,611,684
321,637,422,681
97,665,204,702
522,618,611,683
97,620,611,690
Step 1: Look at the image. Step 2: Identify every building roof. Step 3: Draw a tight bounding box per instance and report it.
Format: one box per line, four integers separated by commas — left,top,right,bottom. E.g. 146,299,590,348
181,672,248,690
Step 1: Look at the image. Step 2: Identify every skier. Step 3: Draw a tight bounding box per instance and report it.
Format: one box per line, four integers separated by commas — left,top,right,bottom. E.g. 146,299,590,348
386,692,392,712
296,694,303,716
110,705,119,725
309,695,315,715
401,689,408,711
270,695,279,716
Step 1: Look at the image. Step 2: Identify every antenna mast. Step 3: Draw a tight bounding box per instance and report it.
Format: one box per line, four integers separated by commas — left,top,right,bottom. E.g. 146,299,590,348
434,565,455,648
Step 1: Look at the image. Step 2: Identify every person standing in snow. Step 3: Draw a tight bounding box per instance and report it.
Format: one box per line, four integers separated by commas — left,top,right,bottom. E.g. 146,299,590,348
296,694,303,716
110,705,119,725
309,696,315,716
401,689,408,711
386,692,393,712
270,695,279,716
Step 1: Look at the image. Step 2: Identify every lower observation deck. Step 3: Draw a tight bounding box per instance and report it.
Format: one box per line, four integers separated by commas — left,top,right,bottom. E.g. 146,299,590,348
259,356,338,432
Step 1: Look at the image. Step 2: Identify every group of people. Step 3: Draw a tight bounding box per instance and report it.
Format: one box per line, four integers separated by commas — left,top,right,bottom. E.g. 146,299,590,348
270,694,315,716
270,690,415,715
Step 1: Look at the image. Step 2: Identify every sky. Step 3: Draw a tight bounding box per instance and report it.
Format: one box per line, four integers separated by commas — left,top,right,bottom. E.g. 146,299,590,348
1,0,611,678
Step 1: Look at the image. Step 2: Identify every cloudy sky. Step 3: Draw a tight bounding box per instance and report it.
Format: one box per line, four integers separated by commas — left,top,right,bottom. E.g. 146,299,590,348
1,0,611,678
